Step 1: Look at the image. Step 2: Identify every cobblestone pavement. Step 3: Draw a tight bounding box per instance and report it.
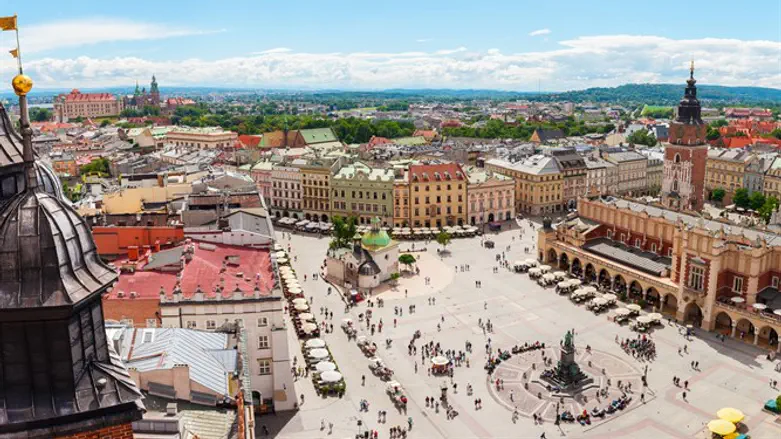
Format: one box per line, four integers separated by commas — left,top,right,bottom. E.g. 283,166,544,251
265,220,781,439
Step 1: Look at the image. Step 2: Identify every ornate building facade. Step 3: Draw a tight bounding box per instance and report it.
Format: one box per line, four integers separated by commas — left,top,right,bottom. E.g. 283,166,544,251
661,63,708,211
123,75,161,110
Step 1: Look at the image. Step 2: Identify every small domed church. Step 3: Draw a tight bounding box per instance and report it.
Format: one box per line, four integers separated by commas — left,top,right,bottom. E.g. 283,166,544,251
326,217,400,291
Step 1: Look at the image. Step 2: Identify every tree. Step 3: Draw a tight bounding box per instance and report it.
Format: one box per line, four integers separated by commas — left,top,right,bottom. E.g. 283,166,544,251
733,188,750,209
436,231,452,251
710,188,726,203
100,119,111,127
389,272,401,285
749,192,766,211
30,107,52,122
626,129,657,147
758,196,779,223
80,157,110,176
330,215,357,249
398,254,416,271
73,116,84,123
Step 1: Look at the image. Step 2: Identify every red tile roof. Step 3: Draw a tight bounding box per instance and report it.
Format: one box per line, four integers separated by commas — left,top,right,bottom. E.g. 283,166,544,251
238,135,262,148
108,243,276,301
409,163,465,182
721,137,753,149
60,89,117,102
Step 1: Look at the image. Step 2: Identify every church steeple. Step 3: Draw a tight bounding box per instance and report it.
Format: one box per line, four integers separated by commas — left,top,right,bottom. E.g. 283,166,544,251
675,59,702,126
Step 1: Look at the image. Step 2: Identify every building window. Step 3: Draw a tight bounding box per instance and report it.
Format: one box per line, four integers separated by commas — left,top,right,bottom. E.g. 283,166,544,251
773,276,780,289
257,359,272,375
688,265,704,291
206,320,216,329
258,317,269,327
258,335,270,349
607,230,613,239
186,320,197,329
650,243,657,253
634,239,641,248
146,318,158,328
733,276,744,293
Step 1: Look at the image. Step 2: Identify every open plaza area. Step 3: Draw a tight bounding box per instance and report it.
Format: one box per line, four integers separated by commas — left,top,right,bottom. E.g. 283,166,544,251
266,219,781,439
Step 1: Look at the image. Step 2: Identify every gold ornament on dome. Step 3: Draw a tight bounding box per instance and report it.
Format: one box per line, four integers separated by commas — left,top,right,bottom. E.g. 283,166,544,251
12,74,32,96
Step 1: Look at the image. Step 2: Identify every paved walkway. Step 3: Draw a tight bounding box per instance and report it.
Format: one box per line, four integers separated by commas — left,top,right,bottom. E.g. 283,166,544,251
264,220,781,439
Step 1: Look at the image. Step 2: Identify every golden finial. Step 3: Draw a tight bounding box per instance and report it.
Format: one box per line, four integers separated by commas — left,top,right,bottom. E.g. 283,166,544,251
12,73,32,95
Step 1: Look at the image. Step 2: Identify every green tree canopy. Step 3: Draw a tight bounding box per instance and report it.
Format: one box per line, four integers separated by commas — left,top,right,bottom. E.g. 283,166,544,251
749,192,766,211
30,107,52,122
626,129,658,147
79,157,110,176
733,188,750,208
398,254,416,270
710,188,726,202
758,196,779,223
330,215,357,249
436,231,452,250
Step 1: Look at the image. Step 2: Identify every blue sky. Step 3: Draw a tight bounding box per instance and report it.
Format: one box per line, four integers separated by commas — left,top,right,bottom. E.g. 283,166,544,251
1,0,780,90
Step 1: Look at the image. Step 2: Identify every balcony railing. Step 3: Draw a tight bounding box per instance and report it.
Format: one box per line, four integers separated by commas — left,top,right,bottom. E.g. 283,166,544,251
714,301,781,326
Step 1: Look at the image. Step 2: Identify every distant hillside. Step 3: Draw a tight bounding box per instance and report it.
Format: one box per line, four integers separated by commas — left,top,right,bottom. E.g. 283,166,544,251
533,83,781,106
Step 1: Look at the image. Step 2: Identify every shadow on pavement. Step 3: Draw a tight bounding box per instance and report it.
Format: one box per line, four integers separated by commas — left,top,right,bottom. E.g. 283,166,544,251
255,410,298,438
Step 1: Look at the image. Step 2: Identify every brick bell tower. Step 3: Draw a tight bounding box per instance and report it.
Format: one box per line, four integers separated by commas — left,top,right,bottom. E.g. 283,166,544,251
661,61,708,212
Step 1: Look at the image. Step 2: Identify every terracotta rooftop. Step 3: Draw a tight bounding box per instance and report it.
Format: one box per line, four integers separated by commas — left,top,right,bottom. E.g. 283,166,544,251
409,163,465,182
109,242,276,301
60,89,117,102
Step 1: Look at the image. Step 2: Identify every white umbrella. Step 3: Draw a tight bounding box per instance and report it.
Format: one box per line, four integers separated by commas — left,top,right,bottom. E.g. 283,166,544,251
603,293,617,301
298,312,315,321
648,313,663,321
273,244,284,251
315,361,337,373
542,273,555,281
593,298,607,306
514,261,526,267
320,371,343,383
305,338,326,349
292,298,308,305
282,272,296,280
525,259,538,267
569,279,582,287
583,286,597,294
557,281,570,289
288,287,303,295
615,308,631,316
309,348,329,359
636,316,653,324
277,257,289,264
528,268,541,275
431,356,448,366
301,323,318,333
553,271,567,279
753,303,768,310
539,265,552,273
730,296,745,304
274,251,287,258
774,309,781,316
626,304,642,312
294,303,309,312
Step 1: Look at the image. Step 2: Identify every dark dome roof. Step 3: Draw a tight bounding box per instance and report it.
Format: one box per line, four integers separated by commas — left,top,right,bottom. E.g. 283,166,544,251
0,188,116,309
358,260,381,276
35,160,68,202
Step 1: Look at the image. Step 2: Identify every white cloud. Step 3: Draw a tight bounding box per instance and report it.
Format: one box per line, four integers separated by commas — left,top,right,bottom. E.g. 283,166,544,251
4,35,780,91
252,48,292,55
15,18,222,54
416,38,432,43
529,28,551,37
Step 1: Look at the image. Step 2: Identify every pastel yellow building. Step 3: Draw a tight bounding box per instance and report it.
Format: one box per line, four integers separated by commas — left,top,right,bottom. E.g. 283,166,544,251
408,163,467,227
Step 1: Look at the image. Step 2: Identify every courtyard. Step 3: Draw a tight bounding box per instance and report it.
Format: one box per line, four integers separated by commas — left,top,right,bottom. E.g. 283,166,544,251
266,219,781,439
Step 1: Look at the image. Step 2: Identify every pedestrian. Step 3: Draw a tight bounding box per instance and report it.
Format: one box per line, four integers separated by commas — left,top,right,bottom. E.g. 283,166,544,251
684,380,688,390
362,375,366,386
682,391,687,401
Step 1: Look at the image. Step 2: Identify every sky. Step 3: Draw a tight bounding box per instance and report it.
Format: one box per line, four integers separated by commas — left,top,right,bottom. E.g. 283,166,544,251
0,0,780,91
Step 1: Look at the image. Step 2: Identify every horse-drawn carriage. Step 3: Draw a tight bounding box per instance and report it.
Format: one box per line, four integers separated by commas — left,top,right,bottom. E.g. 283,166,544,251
357,336,377,357
386,381,408,408
368,357,394,381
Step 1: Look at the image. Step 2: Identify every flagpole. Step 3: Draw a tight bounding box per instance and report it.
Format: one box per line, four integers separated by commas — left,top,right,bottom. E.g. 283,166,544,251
13,14,21,74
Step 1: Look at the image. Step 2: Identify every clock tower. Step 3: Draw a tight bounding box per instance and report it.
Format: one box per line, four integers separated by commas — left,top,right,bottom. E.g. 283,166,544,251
661,62,708,212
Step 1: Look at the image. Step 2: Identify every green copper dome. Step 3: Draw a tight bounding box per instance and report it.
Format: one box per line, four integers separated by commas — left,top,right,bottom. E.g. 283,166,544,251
361,217,391,249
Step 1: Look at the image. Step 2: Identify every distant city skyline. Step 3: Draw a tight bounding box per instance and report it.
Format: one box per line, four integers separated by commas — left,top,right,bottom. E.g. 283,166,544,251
0,0,779,90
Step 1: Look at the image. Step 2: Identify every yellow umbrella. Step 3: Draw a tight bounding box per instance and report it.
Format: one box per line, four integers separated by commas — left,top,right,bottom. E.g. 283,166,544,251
723,433,740,439
707,419,736,436
717,407,745,424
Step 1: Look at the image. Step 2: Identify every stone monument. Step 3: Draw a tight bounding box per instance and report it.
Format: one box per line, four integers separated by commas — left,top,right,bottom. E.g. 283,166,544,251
541,330,593,389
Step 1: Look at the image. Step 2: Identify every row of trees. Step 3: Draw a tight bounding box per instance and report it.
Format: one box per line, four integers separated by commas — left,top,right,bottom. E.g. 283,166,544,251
731,188,779,223
441,118,615,140
626,129,658,146
172,105,415,141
